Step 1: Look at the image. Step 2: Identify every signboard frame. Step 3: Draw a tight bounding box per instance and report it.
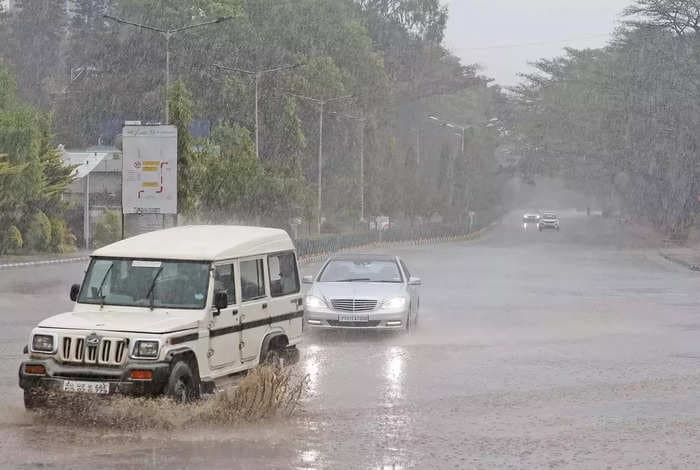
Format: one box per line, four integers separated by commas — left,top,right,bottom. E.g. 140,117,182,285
121,125,178,215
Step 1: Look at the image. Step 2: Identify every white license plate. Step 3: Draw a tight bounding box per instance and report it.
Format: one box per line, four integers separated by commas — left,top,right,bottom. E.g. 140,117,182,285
339,314,369,322
62,380,110,394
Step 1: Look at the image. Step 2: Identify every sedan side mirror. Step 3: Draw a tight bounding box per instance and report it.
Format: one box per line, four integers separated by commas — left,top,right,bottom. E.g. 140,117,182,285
214,291,228,315
69,284,80,301
408,277,422,286
302,275,314,284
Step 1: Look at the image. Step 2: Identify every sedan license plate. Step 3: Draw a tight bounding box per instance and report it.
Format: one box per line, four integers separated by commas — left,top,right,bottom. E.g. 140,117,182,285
62,380,110,394
339,314,369,322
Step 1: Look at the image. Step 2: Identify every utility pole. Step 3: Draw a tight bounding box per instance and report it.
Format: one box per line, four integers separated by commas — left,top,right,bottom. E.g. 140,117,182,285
330,111,367,222
104,15,233,124
287,93,353,234
213,63,301,159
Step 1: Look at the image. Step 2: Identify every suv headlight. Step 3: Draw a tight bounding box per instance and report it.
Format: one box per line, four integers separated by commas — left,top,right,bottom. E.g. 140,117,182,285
381,297,407,310
305,296,326,309
132,340,159,359
31,334,55,353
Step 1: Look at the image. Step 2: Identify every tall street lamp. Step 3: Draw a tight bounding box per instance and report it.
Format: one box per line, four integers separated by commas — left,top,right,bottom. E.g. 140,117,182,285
287,92,353,234
213,63,301,159
103,14,233,124
330,112,367,222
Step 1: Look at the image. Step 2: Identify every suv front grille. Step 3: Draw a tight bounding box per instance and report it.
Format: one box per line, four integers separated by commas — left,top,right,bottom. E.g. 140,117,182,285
331,299,378,312
59,335,128,366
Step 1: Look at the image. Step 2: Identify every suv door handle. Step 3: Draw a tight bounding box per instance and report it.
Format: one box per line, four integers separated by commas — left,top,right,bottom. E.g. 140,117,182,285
262,303,268,309
231,309,238,316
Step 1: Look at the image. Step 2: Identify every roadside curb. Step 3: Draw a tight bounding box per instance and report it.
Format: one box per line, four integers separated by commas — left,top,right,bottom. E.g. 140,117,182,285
658,251,700,272
0,256,90,270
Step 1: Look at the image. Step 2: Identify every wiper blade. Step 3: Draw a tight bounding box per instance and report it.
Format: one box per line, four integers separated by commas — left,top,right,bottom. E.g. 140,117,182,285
145,266,165,310
97,263,114,307
336,278,371,282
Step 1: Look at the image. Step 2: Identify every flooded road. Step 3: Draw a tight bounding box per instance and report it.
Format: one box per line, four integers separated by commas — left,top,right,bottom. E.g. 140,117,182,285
2,213,700,468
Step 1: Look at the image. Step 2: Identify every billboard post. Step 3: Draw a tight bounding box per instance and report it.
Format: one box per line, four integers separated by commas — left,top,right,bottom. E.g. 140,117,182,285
121,125,178,237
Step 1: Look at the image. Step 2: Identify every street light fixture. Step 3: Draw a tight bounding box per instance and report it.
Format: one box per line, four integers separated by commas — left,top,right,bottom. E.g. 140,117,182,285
213,63,301,159
103,14,234,124
287,92,354,234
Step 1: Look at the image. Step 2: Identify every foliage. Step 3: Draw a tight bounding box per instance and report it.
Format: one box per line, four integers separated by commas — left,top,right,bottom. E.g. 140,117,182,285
0,225,23,254
25,211,52,252
49,218,76,253
93,210,122,248
512,0,700,234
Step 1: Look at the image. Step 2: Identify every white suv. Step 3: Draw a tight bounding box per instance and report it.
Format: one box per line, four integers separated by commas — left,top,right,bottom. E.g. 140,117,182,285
19,225,303,408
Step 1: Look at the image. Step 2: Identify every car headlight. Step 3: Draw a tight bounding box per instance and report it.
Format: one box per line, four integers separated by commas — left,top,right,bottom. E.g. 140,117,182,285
381,297,407,310
305,296,326,309
31,334,55,353
133,340,159,359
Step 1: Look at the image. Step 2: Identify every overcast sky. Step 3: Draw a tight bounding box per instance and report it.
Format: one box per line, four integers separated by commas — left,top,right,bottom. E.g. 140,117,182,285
444,0,632,87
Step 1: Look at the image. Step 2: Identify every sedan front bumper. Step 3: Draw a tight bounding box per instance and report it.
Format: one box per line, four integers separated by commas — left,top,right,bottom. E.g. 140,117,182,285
304,308,408,330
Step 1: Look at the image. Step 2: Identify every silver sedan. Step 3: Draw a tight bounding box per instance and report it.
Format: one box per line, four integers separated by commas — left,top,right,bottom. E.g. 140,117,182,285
303,254,421,331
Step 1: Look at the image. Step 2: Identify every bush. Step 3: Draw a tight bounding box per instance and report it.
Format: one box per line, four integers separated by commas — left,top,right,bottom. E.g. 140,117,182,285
93,210,121,248
49,218,75,253
0,225,23,254
25,211,52,252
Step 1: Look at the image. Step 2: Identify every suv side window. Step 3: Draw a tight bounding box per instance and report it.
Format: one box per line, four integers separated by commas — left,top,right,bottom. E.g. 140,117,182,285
269,252,300,297
240,259,266,302
213,264,236,304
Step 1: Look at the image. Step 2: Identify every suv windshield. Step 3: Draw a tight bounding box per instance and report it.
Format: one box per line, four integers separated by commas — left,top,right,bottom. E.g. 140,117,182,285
319,259,403,283
78,258,210,309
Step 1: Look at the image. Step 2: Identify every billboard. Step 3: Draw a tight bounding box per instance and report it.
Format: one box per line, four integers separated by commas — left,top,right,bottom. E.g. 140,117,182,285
122,125,178,215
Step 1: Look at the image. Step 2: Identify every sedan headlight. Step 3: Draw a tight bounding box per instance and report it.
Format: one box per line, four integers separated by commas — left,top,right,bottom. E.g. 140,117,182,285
305,296,326,309
133,340,159,359
31,334,55,353
381,297,407,310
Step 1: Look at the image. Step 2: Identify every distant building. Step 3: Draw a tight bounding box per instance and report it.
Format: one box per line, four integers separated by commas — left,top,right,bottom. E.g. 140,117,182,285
63,145,122,211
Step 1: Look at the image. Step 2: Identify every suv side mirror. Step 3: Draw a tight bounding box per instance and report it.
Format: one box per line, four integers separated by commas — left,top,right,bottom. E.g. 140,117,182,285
69,284,80,301
302,275,314,284
214,291,228,315
408,277,422,286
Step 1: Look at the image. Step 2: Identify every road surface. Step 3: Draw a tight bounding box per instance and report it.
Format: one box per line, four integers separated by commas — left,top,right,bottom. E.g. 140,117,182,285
1,212,700,469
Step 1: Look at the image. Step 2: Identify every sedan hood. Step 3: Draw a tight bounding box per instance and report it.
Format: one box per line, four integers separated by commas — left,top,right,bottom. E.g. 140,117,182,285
38,309,199,334
311,282,407,301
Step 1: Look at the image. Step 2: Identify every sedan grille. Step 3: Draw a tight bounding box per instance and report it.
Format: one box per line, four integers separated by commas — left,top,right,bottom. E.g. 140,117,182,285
59,335,128,366
330,299,378,312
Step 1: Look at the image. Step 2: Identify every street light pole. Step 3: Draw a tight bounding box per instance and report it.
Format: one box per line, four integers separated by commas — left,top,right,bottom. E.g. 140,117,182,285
287,92,353,234
214,63,300,159
104,15,233,124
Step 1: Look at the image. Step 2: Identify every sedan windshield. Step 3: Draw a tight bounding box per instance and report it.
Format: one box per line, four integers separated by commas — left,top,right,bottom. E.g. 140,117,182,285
78,258,210,309
319,259,403,283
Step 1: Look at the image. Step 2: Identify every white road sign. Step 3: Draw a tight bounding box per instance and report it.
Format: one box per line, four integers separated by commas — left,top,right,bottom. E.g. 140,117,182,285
122,125,178,215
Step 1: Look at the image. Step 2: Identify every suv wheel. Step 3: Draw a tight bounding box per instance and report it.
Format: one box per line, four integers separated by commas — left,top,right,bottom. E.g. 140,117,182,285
165,361,199,403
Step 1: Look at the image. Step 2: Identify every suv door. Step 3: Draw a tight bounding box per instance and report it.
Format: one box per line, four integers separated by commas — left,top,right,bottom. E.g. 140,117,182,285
268,252,303,342
237,257,269,362
208,262,240,369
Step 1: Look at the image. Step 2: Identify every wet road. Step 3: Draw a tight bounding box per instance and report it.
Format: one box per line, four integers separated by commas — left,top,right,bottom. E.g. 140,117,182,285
2,212,700,469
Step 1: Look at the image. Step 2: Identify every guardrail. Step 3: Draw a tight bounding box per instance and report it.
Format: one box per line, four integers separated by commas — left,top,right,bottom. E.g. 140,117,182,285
295,220,493,262
0,218,498,270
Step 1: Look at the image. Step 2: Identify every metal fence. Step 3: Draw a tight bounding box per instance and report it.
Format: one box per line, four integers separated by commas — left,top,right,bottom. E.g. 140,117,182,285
294,218,492,260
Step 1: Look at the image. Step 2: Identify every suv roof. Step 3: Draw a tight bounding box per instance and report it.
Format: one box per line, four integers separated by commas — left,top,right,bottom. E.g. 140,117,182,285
93,225,293,261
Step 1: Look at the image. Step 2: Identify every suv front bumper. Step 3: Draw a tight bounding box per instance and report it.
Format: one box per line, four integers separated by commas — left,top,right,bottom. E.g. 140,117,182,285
19,358,172,397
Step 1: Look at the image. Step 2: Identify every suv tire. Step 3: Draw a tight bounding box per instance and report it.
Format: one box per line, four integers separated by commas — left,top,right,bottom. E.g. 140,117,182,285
165,361,199,403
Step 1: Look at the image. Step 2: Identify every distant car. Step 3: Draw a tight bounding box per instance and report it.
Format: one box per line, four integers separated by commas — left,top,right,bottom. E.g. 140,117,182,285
523,213,540,230
538,212,560,231
303,254,421,331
